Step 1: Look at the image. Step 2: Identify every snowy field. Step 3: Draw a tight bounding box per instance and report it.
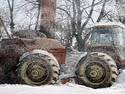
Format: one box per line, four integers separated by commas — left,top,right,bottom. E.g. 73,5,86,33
0,70,125,94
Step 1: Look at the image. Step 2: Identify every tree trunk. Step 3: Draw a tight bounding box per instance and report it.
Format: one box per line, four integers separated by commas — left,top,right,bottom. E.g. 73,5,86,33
40,0,57,38
75,34,84,51
40,0,56,29
96,0,107,22
7,0,15,34
71,20,84,51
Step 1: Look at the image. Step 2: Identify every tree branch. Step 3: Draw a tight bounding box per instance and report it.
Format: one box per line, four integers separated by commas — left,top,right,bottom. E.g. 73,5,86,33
81,0,95,30
57,7,72,19
81,0,103,12
85,10,95,23
96,0,107,22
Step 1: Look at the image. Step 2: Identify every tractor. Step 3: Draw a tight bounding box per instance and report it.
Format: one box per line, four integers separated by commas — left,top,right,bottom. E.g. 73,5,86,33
75,22,125,88
0,16,124,88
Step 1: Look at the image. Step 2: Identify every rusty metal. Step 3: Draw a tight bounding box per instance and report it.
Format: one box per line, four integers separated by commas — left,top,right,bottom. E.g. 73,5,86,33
48,48,66,64
0,38,66,84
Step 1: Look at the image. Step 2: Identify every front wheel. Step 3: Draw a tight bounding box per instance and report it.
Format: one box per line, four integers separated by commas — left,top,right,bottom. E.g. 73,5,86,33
75,52,119,88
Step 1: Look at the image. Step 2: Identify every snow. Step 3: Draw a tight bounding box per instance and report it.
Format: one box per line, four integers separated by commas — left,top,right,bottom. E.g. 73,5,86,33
0,70,125,94
89,22,125,28
116,70,125,83
60,51,87,77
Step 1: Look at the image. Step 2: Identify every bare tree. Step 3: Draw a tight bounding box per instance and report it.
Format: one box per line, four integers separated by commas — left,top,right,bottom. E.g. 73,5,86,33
0,8,10,27
0,0,41,31
7,0,15,33
96,0,107,22
25,0,57,38
25,0,41,30
100,0,125,24
56,0,112,51
57,0,100,51
115,0,125,24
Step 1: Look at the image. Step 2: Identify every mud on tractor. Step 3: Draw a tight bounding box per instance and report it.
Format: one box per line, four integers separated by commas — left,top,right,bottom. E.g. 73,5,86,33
0,19,125,88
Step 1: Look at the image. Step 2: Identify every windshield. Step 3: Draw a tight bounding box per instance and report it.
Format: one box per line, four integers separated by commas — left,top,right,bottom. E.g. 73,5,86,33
90,28,113,45
86,26,125,59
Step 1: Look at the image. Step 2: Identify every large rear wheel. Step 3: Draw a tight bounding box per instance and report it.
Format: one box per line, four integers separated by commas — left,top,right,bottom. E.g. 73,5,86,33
75,52,118,88
16,50,60,85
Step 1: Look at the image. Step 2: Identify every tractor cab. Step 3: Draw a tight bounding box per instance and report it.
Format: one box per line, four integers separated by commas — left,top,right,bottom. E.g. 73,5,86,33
84,23,125,68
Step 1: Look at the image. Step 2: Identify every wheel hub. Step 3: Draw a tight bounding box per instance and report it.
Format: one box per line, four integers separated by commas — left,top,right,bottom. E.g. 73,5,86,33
31,70,39,77
30,65,46,79
89,70,98,78
26,60,50,82
85,62,106,83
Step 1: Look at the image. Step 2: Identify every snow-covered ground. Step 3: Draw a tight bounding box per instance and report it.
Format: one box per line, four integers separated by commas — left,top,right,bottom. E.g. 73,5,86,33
0,70,125,94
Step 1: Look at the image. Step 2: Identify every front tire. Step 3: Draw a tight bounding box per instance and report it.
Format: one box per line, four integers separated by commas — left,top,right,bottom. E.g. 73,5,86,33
75,52,118,88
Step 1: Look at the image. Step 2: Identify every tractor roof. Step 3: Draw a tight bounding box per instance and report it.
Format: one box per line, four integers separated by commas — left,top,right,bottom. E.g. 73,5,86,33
89,22,125,29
